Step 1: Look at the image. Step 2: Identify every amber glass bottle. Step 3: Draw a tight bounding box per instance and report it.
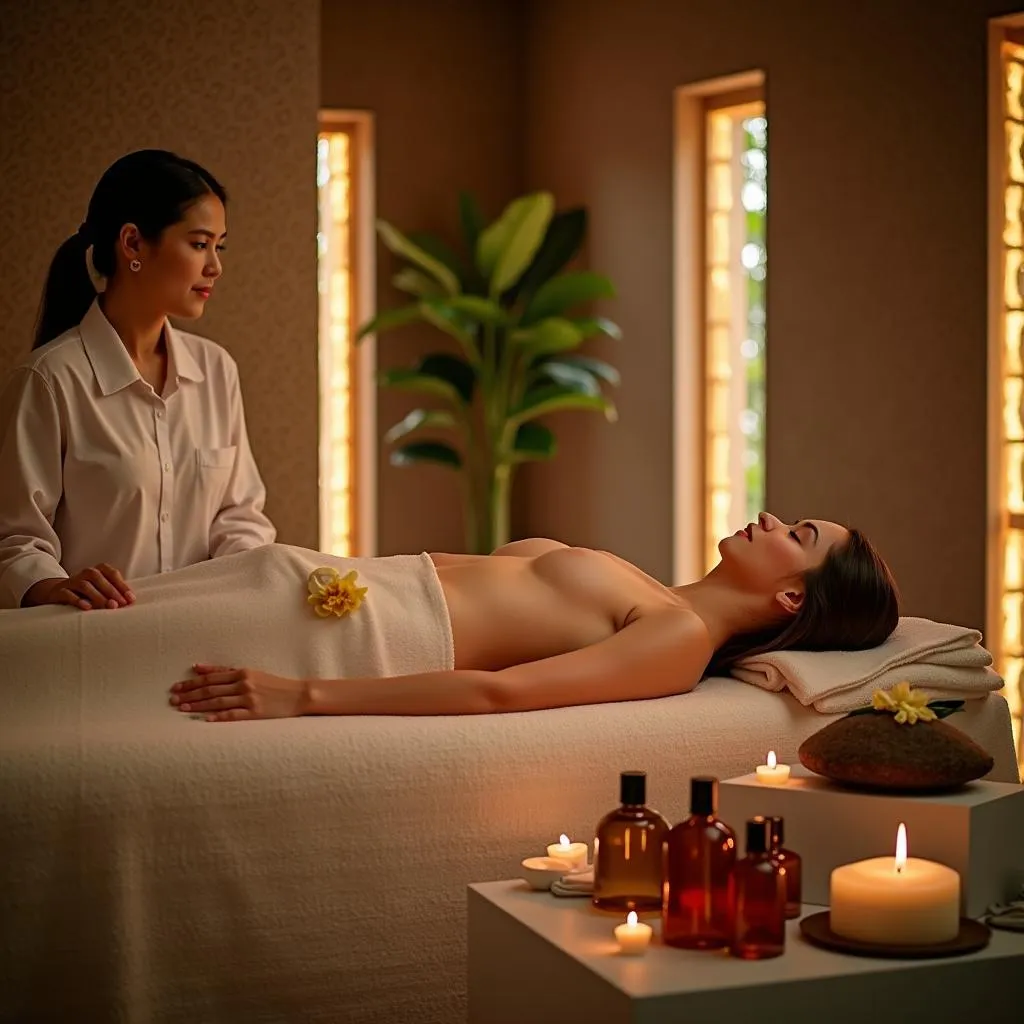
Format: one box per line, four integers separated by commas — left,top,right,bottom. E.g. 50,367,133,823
730,816,786,960
592,771,670,913
662,776,736,949
768,816,803,920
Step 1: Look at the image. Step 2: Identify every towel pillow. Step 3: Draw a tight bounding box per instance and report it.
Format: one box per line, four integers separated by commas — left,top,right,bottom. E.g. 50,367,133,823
798,713,995,792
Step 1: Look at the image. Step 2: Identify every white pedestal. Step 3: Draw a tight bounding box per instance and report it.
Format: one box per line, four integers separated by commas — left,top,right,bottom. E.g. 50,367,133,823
718,769,1024,917
468,881,1024,1024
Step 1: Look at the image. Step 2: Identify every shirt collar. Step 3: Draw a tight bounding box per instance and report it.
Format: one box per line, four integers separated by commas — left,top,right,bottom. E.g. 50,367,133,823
165,321,205,384
79,300,205,395
79,300,139,396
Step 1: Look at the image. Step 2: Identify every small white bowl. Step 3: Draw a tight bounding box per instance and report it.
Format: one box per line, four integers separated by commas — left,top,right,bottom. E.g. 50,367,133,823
520,856,572,890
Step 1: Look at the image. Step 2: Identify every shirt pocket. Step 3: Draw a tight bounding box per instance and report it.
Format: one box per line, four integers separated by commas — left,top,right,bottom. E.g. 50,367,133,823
196,446,237,470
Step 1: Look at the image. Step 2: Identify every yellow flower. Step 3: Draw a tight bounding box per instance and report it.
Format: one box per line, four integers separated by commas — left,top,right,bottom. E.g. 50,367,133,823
307,566,368,619
871,681,937,725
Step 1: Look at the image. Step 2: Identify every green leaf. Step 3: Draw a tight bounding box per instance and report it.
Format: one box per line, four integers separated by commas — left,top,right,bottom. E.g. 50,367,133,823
390,441,462,470
441,295,508,326
356,304,424,342
511,422,557,463
458,191,485,253
408,231,469,287
571,316,623,342
418,352,476,403
509,384,617,426
549,354,621,387
383,408,458,445
419,301,479,361
926,699,966,719
505,207,587,305
510,317,582,357
521,272,616,325
393,268,445,299
377,220,460,296
378,352,476,406
476,192,555,297
529,360,602,396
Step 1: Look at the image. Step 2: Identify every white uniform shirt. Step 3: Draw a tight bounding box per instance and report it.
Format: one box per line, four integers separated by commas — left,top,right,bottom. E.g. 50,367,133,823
0,300,275,608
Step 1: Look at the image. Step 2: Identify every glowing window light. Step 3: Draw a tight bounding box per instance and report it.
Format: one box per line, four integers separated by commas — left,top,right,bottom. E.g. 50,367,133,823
704,102,767,571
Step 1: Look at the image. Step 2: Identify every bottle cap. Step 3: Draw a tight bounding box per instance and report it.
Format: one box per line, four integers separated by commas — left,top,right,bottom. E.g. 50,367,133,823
769,815,784,850
620,770,646,805
746,816,771,855
690,775,718,816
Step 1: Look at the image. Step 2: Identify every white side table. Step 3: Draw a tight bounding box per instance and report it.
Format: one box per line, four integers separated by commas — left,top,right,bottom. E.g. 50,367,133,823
468,881,1022,1024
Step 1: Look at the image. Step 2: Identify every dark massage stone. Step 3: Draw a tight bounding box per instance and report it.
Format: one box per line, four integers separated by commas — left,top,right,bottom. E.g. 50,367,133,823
798,713,995,792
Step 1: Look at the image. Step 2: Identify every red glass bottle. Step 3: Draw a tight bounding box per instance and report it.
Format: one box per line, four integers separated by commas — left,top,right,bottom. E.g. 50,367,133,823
730,816,786,960
769,816,802,920
592,771,670,913
662,776,736,949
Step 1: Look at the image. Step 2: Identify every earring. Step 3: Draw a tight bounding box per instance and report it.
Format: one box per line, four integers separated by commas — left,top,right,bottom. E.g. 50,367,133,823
129,259,142,272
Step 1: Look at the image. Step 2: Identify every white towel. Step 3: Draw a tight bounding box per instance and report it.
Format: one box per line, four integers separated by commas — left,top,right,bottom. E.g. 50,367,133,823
730,616,1003,714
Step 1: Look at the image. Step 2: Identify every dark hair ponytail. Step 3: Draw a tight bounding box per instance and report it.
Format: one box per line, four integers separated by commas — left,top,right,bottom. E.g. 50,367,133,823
32,149,227,350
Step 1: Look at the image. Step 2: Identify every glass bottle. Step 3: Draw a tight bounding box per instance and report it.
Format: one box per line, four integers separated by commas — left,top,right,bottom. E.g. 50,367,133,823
662,776,736,949
768,816,803,920
730,816,786,960
592,770,670,913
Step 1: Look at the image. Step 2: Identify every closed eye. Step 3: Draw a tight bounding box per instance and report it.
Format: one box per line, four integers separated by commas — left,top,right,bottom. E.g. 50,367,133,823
789,530,802,544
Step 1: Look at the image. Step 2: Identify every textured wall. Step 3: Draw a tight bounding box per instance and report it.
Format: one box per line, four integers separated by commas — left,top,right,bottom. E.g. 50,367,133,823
0,0,320,548
521,0,1022,628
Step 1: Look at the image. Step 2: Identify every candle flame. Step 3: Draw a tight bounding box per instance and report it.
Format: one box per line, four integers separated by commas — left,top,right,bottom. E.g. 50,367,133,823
627,911,638,927
559,833,570,847
895,822,907,872
767,750,777,770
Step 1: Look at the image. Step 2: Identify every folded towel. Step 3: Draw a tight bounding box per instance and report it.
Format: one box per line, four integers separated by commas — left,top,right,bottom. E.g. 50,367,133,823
550,867,594,898
985,883,1024,932
731,616,1003,714
0,544,455,723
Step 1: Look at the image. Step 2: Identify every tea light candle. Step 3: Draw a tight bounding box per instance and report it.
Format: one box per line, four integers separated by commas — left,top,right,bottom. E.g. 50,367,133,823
755,750,791,786
547,833,589,871
614,911,652,956
830,823,960,945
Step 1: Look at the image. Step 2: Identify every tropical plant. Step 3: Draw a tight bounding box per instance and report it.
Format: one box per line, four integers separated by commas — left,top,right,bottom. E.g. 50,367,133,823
357,191,621,553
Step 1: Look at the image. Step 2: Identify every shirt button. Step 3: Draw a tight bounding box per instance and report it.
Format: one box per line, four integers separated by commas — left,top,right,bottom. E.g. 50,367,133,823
156,410,164,420
164,462,171,472
161,512,169,522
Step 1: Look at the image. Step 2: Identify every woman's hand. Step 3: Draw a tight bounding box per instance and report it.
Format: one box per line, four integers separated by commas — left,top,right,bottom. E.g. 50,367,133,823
169,663,307,722
23,564,135,610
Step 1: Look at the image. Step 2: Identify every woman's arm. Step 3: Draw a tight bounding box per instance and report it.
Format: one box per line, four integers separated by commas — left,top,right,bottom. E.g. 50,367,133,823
171,608,713,721
0,368,68,609
208,357,276,557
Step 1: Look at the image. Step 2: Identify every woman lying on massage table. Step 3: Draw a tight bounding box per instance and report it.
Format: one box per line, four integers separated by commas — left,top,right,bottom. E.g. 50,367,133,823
170,512,899,721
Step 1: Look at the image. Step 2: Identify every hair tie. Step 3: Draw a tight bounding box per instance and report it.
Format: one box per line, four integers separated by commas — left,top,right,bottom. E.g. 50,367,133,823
77,221,92,244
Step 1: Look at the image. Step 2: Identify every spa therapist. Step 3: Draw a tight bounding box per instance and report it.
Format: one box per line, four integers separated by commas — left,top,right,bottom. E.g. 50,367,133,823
0,149,275,611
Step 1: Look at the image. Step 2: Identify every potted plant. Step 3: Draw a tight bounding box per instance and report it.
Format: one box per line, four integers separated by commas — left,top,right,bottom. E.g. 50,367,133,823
357,191,621,553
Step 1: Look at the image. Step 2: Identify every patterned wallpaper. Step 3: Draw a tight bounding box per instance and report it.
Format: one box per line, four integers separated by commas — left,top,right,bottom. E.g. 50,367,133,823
0,0,320,548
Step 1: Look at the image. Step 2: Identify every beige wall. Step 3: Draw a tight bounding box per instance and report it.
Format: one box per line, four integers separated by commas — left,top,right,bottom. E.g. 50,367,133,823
321,0,525,555
0,0,320,548
521,0,1023,628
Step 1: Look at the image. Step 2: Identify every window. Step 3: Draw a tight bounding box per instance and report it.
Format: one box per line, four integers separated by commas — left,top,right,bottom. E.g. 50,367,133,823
317,112,376,556
989,31,1024,762
674,74,766,582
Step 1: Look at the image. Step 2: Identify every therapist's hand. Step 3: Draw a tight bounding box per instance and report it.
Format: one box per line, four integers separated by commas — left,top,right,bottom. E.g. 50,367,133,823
23,564,136,611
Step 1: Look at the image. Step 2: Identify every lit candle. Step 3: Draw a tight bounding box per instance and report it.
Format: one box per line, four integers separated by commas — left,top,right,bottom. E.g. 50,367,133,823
755,750,791,786
614,911,653,956
830,823,960,945
547,833,589,871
